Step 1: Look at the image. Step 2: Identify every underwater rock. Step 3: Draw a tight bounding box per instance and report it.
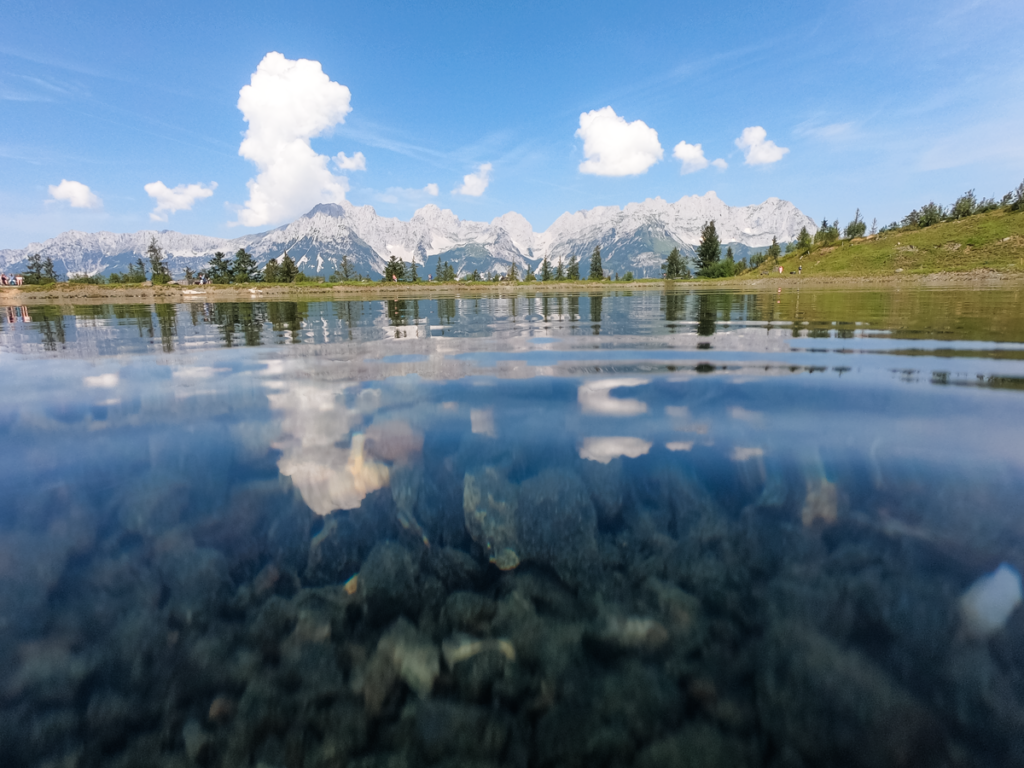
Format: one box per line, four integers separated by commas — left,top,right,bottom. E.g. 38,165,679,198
516,469,598,587
365,419,424,463
182,718,212,764
801,478,839,527
153,534,231,624
441,633,516,668
757,621,946,768
587,614,670,656
634,723,753,768
959,563,1023,640
415,700,510,762
390,463,431,547
453,647,510,701
578,458,627,525
249,595,298,655
463,466,521,570
363,618,440,715
425,547,485,590
115,474,190,538
360,541,420,625
207,694,236,724
442,591,498,635
4,637,95,704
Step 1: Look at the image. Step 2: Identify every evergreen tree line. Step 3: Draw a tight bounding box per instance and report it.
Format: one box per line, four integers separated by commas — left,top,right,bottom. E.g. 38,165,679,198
885,179,1024,232
379,246,637,284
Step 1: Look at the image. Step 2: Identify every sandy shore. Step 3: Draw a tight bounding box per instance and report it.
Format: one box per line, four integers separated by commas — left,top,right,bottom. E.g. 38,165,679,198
2,269,1021,305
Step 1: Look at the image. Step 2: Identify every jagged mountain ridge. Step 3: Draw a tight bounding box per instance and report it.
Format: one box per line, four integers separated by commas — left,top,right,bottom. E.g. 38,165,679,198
0,192,817,280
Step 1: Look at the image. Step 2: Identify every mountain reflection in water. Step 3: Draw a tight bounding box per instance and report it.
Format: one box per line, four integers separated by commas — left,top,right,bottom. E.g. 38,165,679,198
1,287,1023,768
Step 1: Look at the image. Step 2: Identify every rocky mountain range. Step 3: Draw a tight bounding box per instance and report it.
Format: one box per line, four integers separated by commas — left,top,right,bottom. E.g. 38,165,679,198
0,192,817,280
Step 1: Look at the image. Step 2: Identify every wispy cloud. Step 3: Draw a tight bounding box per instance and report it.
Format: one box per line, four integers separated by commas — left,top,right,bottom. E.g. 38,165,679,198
375,183,439,204
144,181,217,221
793,120,857,141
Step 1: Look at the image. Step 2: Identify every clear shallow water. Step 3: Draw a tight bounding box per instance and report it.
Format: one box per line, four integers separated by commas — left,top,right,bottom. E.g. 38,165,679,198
1,287,1023,768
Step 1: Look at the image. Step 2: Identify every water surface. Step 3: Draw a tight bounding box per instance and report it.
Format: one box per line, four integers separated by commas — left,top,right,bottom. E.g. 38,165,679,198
2,287,1023,768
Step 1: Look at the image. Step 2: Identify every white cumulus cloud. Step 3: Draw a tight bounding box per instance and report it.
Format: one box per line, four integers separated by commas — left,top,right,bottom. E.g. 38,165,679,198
454,163,492,197
672,140,709,174
235,52,355,227
711,158,728,170
334,151,366,171
47,179,101,209
144,181,217,221
735,126,789,166
576,106,663,176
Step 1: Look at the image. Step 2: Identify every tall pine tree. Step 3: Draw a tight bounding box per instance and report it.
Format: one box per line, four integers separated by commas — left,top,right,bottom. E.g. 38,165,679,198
264,260,280,283
147,238,171,284
231,249,260,283
207,252,231,283
541,257,552,281
695,220,721,276
567,255,580,280
383,254,405,281
279,253,299,282
588,246,604,280
664,247,684,279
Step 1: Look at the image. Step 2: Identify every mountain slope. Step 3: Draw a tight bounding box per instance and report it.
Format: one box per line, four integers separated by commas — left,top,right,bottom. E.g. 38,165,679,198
0,192,817,280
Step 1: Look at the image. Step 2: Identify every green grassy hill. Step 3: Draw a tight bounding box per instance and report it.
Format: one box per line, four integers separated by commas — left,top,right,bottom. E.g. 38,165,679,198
762,208,1024,277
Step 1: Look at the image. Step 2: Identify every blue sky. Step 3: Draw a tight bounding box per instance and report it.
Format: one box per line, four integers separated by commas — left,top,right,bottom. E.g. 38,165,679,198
2,0,1022,248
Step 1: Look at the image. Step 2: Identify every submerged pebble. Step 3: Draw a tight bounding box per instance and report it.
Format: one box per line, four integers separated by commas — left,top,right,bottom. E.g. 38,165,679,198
959,563,1023,640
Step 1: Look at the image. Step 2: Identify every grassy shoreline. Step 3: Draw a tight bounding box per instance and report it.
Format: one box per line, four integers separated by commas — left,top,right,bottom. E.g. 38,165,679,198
3,209,1022,305
2,268,1023,305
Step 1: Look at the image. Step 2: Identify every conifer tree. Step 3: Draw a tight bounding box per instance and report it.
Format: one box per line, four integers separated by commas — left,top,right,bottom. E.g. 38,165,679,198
23,253,44,284
410,259,419,282
541,257,552,281
341,253,356,281
207,252,231,283
507,259,517,281
588,246,604,280
147,238,171,284
555,260,565,280
567,255,580,280
264,260,280,283
664,247,684,279
279,253,299,282
231,249,259,283
844,209,867,239
383,254,405,281
127,258,147,283
695,220,721,275
796,226,812,253
767,236,781,263
42,256,60,283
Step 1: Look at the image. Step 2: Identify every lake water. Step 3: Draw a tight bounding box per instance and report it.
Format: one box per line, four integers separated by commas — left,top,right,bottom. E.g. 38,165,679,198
2,286,1023,768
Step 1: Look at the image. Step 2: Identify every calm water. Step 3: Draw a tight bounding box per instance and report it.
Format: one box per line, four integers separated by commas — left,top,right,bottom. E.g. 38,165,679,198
1,287,1023,768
